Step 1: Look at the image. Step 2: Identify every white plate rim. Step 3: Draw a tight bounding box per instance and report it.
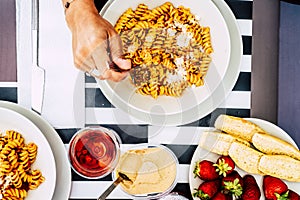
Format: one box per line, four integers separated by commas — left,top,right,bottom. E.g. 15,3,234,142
98,0,242,126
0,101,72,200
188,117,300,199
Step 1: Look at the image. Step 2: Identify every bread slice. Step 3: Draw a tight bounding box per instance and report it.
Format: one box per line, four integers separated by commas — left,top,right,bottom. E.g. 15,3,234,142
214,115,265,142
258,155,300,182
252,132,300,161
199,131,250,156
228,142,264,175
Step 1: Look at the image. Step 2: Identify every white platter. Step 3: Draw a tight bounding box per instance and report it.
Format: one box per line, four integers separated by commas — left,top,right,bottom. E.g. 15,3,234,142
0,101,72,200
189,118,300,199
98,0,241,126
0,107,56,200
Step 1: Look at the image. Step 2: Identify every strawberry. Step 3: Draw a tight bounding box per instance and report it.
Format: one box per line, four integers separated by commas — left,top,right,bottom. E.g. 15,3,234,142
263,175,288,200
193,179,221,200
194,160,220,180
288,190,300,200
222,171,243,198
213,156,235,177
241,175,261,200
243,174,257,186
212,191,233,200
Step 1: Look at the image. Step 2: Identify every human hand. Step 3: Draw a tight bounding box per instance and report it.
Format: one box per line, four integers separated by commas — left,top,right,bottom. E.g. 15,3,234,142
64,0,131,82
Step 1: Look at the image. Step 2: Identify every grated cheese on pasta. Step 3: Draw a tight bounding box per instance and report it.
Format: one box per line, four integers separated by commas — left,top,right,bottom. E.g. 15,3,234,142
174,21,185,29
174,57,184,66
189,52,195,60
145,35,154,43
3,176,11,189
176,65,187,77
176,34,190,47
128,44,137,53
166,72,184,84
0,175,12,195
167,28,176,37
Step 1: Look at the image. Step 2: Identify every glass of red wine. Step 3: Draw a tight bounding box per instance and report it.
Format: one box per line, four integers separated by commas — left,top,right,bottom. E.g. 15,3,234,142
68,126,121,179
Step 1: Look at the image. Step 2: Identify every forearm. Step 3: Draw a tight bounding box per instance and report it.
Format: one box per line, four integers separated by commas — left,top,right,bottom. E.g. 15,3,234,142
62,0,99,31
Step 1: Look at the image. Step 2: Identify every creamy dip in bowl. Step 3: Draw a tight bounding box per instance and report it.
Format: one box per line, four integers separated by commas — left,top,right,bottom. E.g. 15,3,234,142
114,144,179,199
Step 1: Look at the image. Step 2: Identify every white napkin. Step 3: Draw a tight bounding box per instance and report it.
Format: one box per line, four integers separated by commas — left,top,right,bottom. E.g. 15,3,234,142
37,0,85,128
16,1,32,109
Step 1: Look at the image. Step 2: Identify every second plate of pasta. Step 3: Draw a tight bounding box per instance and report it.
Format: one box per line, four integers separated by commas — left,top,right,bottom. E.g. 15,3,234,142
98,0,238,125
0,107,56,200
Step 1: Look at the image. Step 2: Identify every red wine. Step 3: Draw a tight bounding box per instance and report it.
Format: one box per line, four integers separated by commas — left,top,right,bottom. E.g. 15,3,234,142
69,129,119,178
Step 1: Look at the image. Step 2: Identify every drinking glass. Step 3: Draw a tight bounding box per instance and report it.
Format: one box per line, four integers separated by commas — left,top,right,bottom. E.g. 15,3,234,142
68,126,121,179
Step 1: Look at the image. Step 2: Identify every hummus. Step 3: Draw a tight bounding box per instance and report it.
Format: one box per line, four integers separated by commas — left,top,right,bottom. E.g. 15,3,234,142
116,147,177,195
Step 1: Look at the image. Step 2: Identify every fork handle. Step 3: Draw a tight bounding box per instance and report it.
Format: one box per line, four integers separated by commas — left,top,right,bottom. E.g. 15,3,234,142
97,177,122,200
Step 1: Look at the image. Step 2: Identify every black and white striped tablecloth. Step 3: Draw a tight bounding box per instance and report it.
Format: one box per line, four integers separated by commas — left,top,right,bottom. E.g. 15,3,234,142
0,0,253,199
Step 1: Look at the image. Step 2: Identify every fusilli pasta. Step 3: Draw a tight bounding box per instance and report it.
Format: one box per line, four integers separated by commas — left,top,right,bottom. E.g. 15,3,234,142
115,2,214,98
0,130,44,200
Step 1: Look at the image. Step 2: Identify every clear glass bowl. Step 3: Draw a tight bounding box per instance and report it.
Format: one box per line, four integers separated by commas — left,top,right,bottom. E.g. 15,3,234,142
159,192,189,200
68,126,121,179
113,144,179,199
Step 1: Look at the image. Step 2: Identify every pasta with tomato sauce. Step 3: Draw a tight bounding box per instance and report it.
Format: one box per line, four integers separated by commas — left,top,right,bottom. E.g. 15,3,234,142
0,130,44,200
115,2,213,98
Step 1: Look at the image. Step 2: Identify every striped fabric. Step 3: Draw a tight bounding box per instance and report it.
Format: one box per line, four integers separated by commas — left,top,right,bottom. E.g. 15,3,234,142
0,0,253,199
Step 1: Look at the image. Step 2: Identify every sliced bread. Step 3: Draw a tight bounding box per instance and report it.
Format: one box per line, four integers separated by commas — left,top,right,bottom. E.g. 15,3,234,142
258,155,300,182
199,131,250,156
252,132,300,161
228,142,264,175
214,114,265,142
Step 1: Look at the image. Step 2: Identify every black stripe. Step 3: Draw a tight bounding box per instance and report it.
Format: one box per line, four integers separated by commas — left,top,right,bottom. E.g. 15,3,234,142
225,0,253,19
72,170,113,181
68,186,192,200
280,0,300,5
85,75,97,83
85,88,113,108
69,125,148,144
86,71,250,108
97,0,253,20
243,36,252,55
94,0,109,12
173,183,193,200
220,108,251,118
233,72,251,91
163,144,197,165
70,178,202,199
0,87,17,103
56,126,148,144
68,184,193,200
182,108,251,127
55,128,79,144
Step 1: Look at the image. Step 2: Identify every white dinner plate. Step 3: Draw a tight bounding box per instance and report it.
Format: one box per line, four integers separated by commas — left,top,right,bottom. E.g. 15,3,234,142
98,0,241,126
189,118,300,199
0,107,56,200
0,101,72,200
